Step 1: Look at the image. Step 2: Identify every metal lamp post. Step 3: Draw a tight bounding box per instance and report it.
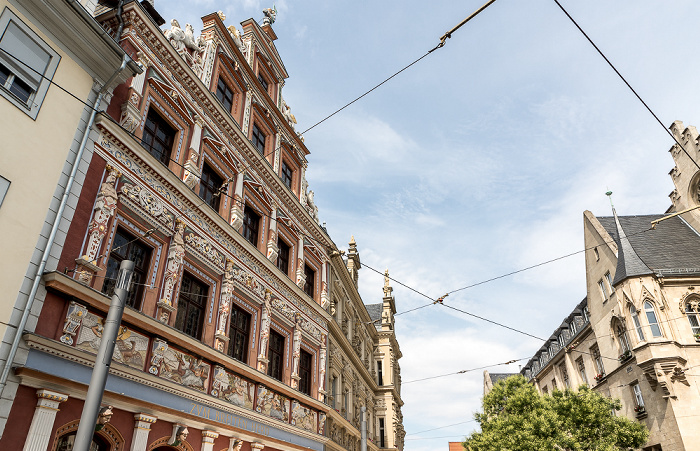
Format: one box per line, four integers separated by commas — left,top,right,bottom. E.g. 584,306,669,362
72,260,134,451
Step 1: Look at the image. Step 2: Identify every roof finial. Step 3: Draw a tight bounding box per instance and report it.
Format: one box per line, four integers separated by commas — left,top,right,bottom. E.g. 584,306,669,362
606,190,614,208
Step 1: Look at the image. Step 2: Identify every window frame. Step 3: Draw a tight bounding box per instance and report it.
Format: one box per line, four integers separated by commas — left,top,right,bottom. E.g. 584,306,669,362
644,300,663,338
591,344,605,377
267,328,285,381
303,264,315,298
605,271,614,292
228,303,251,362
215,76,234,112
598,279,608,300
101,227,152,310
630,305,645,342
632,382,644,408
576,357,588,385
298,349,313,396
276,237,290,275
686,302,700,336
242,204,261,247
141,107,176,167
280,159,293,190
251,122,267,155
0,9,60,119
199,161,224,212
174,272,208,340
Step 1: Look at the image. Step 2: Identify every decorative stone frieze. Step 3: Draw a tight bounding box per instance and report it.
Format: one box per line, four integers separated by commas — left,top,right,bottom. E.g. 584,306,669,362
59,301,88,346
148,338,168,375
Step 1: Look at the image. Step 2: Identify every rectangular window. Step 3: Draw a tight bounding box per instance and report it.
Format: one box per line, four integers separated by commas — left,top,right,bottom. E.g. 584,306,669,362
576,357,588,385
542,385,548,394
632,383,644,407
331,376,337,408
304,264,315,298
216,77,234,112
591,345,605,377
277,238,290,275
242,205,260,246
141,108,175,167
551,378,557,390
258,73,268,92
299,349,312,395
379,418,385,448
560,364,570,388
252,123,266,154
598,279,608,300
102,228,152,310
268,329,284,381
605,271,614,291
199,162,223,211
0,10,59,118
281,160,293,190
377,360,383,386
174,272,208,339
228,304,251,362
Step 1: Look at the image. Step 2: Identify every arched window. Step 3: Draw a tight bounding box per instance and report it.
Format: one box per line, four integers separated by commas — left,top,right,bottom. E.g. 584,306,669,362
55,432,110,451
616,323,631,353
644,301,663,337
685,301,700,337
630,305,645,342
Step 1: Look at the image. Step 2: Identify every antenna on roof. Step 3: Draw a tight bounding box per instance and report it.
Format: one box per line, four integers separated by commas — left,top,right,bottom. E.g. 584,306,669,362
605,190,614,208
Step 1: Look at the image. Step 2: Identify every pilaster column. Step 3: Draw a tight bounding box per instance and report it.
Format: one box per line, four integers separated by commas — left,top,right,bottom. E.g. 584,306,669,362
227,437,243,451
320,260,329,309
291,314,302,389
318,336,327,401
76,165,120,284
296,237,306,289
257,290,272,372
120,53,149,133
130,413,157,451
215,260,235,352
266,206,279,263
230,172,245,230
201,430,219,451
251,442,265,451
157,219,185,323
183,115,204,189
22,389,68,451
273,130,281,172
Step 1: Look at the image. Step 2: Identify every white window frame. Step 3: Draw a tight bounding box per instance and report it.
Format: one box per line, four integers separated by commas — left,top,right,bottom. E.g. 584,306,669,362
605,271,614,292
644,301,663,338
630,305,645,342
576,357,588,385
598,279,608,300
0,8,60,119
632,383,644,407
686,303,700,336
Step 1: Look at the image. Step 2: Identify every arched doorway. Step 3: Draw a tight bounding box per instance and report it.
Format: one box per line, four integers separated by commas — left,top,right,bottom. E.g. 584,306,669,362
55,432,111,451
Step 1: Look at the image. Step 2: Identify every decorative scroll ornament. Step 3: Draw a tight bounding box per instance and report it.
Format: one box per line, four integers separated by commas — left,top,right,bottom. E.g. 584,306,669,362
80,166,120,269
60,302,88,345
157,220,185,322
232,267,266,299
185,232,226,271
120,182,175,230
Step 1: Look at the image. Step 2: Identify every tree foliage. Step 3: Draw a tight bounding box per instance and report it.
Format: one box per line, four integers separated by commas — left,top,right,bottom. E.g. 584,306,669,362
463,376,648,451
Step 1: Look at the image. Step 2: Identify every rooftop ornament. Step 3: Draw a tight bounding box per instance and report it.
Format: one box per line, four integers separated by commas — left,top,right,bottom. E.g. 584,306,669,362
262,6,277,25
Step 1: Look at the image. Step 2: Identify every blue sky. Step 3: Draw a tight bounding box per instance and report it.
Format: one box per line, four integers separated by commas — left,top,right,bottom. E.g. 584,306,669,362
168,1,700,449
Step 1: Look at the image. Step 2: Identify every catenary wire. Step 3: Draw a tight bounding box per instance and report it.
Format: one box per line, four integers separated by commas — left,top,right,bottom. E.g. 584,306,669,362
551,0,700,172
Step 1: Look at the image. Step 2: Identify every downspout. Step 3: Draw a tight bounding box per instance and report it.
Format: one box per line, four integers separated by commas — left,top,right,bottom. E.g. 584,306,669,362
0,54,129,396
115,0,125,42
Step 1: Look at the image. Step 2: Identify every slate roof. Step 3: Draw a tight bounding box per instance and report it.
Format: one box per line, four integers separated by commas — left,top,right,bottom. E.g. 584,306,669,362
489,372,516,384
597,213,700,283
365,303,383,331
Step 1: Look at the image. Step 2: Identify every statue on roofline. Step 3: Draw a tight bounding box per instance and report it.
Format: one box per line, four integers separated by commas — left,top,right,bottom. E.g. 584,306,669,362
262,5,277,25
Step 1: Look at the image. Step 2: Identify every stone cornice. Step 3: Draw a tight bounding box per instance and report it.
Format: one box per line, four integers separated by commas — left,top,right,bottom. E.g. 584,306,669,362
328,320,378,392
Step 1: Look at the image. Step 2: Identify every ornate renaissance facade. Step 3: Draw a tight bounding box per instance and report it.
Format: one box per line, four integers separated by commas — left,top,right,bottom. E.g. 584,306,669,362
518,121,700,451
0,1,403,450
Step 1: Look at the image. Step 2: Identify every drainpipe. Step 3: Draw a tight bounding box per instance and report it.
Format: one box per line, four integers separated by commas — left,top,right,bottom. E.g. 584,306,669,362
115,0,125,42
0,54,129,397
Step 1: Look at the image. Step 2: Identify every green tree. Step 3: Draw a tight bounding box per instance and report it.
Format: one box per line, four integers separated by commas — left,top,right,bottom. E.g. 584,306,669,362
463,375,648,451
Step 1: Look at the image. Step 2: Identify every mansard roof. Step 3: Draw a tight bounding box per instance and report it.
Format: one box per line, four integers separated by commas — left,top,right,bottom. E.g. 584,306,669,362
365,303,382,331
597,213,700,282
488,372,516,384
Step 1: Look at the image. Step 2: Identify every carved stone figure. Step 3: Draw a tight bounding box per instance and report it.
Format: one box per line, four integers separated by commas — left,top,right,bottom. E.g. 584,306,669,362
158,220,185,322
262,6,277,25
227,25,245,52
291,314,303,387
184,23,203,51
282,100,297,128
95,406,113,431
164,19,186,53
257,290,272,372
215,260,235,351
81,166,120,268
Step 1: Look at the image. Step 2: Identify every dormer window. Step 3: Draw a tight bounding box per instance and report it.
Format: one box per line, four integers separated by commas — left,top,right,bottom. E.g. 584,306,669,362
252,123,266,154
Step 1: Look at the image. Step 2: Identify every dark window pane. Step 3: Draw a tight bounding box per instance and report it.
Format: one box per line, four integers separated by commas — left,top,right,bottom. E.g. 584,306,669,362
281,161,293,189
242,205,260,246
304,264,315,298
277,239,289,275
199,162,224,211
0,63,9,86
252,123,266,154
268,330,284,381
9,76,31,103
174,273,208,339
101,228,151,310
228,305,251,362
258,73,268,91
141,109,175,166
299,350,312,395
216,78,234,112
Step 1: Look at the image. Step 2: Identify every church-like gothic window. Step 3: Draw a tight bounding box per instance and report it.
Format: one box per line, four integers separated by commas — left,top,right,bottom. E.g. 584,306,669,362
686,302,700,336
630,305,645,341
644,301,663,337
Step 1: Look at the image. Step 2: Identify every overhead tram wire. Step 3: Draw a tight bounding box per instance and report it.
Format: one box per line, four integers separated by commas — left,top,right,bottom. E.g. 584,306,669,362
551,0,700,172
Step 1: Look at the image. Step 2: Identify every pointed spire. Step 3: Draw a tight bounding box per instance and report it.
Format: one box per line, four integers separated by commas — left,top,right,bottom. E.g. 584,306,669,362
607,192,651,285
346,235,360,287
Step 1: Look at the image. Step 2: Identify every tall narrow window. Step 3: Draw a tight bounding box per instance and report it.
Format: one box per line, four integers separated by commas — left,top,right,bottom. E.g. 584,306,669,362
242,205,260,246
228,304,251,362
277,238,290,275
686,303,700,336
281,160,293,189
630,305,645,342
252,123,266,154
216,77,234,112
576,357,588,385
644,301,663,337
379,418,385,448
304,264,315,298
174,273,208,339
551,378,557,390
199,162,224,211
268,329,284,381
142,108,176,167
343,389,349,418
632,383,644,408
102,228,151,310
299,349,312,395
331,376,337,408
560,364,570,388
377,361,383,386
616,324,631,353
591,345,604,377
598,279,607,300
605,271,614,291
257,73,268,92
